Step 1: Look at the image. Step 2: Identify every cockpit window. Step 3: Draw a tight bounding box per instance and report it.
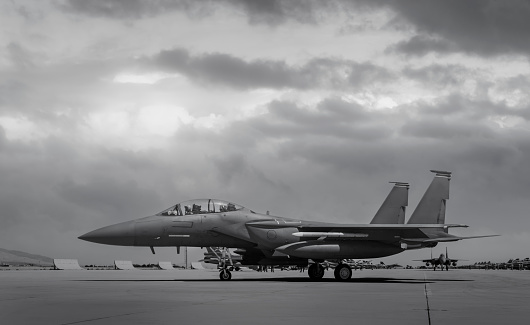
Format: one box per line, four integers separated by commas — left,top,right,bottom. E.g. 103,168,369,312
157,199,243,216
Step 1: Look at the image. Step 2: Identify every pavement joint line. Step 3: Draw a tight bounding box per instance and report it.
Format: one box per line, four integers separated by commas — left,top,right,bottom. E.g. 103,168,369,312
424,272,432,325
59,312,146,325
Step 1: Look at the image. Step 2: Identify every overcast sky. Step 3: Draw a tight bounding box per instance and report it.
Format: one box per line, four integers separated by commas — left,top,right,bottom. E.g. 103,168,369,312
1,0,530,266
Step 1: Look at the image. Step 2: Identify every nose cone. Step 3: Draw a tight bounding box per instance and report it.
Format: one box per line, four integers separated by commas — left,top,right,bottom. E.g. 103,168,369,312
79,220,136,246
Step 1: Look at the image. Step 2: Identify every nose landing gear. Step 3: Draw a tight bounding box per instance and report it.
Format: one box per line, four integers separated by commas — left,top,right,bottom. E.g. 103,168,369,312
219,268,232,280
214,247,235,281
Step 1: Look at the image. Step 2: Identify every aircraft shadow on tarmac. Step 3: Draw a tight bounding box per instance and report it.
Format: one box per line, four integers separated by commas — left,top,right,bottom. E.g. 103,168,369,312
76,277,474,284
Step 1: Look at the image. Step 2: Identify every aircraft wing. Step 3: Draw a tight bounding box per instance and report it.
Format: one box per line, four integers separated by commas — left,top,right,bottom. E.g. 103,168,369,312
402,234,499,243
277,223,466,236
447,259,464,263
246,220,488,244
290,225,485,243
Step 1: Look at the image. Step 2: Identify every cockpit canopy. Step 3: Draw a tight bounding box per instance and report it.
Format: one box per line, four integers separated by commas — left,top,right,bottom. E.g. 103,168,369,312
157,199,244,216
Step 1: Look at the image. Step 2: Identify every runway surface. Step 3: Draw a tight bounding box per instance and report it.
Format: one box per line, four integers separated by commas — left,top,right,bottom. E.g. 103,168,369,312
1,269,529,324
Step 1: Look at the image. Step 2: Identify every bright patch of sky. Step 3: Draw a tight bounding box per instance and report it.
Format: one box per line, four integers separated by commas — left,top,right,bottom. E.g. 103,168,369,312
0,116,46,141
112,72,179,84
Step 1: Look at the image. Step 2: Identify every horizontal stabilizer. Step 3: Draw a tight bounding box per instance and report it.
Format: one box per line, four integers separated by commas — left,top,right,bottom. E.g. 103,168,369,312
430,170,452,177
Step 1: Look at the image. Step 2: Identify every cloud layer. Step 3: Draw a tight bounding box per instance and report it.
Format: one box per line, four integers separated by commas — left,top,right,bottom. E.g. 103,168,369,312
1,0,529,265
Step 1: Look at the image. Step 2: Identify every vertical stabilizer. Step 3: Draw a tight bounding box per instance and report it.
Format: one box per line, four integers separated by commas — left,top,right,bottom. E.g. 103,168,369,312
407,170,451,224
370,182,409,224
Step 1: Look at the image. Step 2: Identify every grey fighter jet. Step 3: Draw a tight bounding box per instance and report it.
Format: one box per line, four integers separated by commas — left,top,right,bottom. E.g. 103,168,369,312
79,170,496,281
415,247,464,271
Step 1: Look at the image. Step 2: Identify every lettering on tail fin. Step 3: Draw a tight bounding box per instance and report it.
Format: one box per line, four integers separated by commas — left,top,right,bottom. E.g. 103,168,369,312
407,170,451,225
370,182,409,224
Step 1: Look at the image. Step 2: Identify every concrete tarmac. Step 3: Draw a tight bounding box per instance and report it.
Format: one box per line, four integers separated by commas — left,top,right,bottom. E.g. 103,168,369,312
1,269,529,325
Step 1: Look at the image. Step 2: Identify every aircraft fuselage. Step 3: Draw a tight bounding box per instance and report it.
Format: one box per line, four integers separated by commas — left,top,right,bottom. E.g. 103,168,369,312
80,208,414,260
79,171,494,281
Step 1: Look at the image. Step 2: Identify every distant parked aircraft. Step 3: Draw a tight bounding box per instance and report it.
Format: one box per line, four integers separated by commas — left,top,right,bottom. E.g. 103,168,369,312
504,258,530,270
379,261,403,269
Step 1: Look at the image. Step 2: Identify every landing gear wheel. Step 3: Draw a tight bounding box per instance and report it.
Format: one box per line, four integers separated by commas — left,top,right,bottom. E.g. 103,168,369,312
308,264,325,280
334,264,352,281
219,269,232,281
216,247,235,280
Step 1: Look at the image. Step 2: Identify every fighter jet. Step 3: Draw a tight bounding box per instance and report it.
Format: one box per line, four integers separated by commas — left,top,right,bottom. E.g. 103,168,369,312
415,247,463,271
79,170,496,281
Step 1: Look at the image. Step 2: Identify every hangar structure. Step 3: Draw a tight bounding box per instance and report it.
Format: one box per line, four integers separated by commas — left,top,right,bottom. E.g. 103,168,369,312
53,259,84,270
158,261,175,270
114,260,136,270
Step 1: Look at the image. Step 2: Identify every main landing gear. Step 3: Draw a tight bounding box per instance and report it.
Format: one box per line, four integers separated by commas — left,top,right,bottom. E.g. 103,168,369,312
333,264,352,281
308,263,325,280
307,262,352,281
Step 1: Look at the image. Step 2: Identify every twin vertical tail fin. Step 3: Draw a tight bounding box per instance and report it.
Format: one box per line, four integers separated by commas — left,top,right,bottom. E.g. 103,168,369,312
407,170,451,225
370,182,409,224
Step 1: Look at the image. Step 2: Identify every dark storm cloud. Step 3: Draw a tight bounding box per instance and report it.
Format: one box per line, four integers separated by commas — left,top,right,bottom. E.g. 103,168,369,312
210,153,290,191
56,177,159,218
6,43,35,69
248,98,387,141
60,0,329,25
228,98,400,177
389,35,459,57
0,125,5,148
0,48,132,126
402,118,495,140
230,0,325,25
391,94,530,196
210,154,248,183
238,99,401,175
59,0,190,19
152,48,297,89
146,48,395,90
0,135,171,236
496,75,530,110
500,74,530,91
402,64,469,87
380,0,530,57
0,80,30,108
348,62,395,87
446,93,530,122
61,0,530,57
220,91,530,200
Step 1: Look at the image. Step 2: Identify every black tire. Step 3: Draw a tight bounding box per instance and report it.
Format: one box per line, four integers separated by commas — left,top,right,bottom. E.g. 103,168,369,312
334,264,352,281
308,264,325,280
219,269,232,280
333,266,340,279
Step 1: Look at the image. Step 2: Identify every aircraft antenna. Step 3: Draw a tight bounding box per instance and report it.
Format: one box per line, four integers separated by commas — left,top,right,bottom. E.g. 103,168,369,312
389,182,409,188
430,170,452,178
